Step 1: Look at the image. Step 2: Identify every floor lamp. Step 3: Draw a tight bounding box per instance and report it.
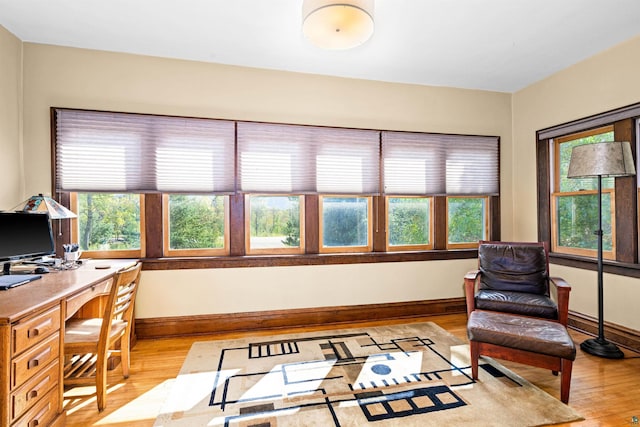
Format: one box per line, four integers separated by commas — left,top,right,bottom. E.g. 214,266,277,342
567,141,636,359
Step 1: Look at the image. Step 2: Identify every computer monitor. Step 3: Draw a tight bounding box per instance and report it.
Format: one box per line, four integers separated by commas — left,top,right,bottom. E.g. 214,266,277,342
0,212,55,275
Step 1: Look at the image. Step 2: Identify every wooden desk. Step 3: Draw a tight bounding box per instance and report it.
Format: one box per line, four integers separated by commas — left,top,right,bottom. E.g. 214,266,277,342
0,259,136,427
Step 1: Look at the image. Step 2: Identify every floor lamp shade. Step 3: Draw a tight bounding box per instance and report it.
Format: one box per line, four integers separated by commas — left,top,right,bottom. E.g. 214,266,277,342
567,141,635,359
567,140,636,178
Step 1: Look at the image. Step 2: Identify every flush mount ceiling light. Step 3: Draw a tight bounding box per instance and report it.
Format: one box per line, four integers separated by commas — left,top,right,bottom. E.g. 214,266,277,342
302,0,374,50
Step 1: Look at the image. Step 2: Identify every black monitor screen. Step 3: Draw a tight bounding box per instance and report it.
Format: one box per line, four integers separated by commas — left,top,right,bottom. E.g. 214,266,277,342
0,212,55,264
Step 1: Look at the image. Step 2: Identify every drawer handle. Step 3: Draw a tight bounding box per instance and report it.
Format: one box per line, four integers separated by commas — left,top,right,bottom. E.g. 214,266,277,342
27,347,51,370
27,405,48,427
27,374,51,400
27,318,53,338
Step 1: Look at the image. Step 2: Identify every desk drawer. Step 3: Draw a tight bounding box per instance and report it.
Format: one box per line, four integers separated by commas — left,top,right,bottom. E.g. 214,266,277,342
12,306,61,356
12,387,59,427
66,278,112,319
10,360,59,422
11,333,60,390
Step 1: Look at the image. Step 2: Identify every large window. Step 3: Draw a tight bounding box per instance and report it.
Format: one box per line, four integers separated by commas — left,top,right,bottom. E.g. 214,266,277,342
551,127,615,258
54,108,501,265
537,103,640,272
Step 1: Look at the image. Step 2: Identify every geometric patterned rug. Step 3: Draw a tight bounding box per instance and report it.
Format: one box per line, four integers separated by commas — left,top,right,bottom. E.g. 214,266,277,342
154,322,583,426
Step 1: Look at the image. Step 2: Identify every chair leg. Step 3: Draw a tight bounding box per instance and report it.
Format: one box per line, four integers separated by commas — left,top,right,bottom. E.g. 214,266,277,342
121,334,131,379
96,351,109,411
560,358,573,404
470,341,479,380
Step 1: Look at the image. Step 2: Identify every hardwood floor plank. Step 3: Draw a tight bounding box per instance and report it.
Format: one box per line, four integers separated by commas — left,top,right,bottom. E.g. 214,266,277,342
64,313,640,426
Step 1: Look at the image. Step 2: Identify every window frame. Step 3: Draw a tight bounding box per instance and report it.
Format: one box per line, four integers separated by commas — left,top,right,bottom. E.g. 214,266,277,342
445,196,490,249
385,196,434,252
244,194,306,255
162,194,230,257
537,108,639,277
69,192,146,259
318,195,373,254
550,126,616,259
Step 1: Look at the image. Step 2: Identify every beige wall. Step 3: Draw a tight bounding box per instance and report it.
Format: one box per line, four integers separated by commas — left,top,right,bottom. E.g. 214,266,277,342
512,35,640,330
0,26,23,209
19,43,513,319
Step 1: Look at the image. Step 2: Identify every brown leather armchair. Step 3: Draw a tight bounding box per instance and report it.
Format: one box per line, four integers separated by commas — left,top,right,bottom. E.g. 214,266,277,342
464,241,571,326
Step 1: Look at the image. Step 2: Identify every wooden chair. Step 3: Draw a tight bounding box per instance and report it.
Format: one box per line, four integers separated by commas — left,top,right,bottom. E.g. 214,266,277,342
464,241,571,326
63,262,142,411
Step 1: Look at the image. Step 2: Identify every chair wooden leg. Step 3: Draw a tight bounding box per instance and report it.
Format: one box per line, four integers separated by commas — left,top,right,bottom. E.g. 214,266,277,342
560,358,573,404
470,341,479,380
121,334,131,379
96,352,109,411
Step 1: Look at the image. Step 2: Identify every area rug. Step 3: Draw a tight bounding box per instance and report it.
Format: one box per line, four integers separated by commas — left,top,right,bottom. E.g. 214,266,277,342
154,322,583,426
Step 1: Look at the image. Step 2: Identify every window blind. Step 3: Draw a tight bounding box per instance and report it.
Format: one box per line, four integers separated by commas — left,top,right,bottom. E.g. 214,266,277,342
55,109,235,194
382,132,499,196
237,122,380,194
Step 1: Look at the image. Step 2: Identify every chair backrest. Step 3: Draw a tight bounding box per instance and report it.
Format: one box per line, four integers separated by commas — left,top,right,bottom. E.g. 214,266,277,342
100,262,142,343
478,241,549,295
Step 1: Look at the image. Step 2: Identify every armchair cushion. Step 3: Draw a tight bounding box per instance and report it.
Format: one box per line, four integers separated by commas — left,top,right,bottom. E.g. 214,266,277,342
478,243,548,295
475,289,558,320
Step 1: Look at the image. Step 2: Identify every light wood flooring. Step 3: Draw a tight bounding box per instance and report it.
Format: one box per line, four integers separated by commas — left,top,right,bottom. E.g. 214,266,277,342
64,313,640,427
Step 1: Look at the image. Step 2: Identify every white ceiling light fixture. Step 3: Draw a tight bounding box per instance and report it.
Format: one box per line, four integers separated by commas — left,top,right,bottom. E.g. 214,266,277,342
302,0,374,50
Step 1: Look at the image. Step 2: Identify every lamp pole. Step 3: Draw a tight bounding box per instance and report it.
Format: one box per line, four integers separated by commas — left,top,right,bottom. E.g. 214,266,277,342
579,175,624,359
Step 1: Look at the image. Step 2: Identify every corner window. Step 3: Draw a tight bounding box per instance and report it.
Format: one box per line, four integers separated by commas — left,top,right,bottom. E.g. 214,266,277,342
71,192,144,258
447,196,489,248
319,196,372,253
386,196,433,251
551,126,615,258
163,194,228,256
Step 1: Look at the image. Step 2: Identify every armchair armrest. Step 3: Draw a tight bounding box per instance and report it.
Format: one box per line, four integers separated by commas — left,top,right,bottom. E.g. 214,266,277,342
464,270,481,317
549,276,571,326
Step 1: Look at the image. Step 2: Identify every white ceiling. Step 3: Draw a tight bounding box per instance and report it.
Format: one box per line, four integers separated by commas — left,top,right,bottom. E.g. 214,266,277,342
1,0,640,93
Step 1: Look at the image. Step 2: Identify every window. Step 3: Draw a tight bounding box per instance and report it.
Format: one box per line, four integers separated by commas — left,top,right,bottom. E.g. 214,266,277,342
163,194,228,256
71,192,144,258
54,108,501,265
386,197,433,250
447,196,489,248
381,131,498,249
537,103,640,270
320,196,372,252
551,127,615,258
245,195,304,254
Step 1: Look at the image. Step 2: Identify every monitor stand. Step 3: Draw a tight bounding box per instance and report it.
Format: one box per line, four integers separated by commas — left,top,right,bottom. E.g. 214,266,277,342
2,262,11,276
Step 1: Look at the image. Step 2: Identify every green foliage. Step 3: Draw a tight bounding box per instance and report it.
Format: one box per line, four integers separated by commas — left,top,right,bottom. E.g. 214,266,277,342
388,198,430,246
322,198,368,247
250,196,301,248
78,193,140,251
557,193,612,250
169,195,225,249
556,130,615,250
448,198,485,243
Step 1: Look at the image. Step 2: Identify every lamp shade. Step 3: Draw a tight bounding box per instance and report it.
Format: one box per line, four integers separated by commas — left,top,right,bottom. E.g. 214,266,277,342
15,194,77,219
302,0,374,50
567,141,636,178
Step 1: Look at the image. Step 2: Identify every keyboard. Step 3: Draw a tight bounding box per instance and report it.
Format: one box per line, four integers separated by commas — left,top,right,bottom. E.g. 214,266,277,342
0,274,42,290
